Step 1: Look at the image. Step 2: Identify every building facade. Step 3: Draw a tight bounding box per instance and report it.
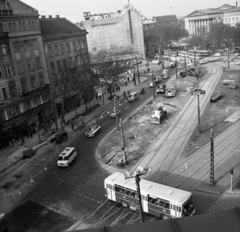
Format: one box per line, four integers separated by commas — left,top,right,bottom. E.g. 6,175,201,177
185,3,240,36
0,0,54,148
39,16,91,116
223,6,240,27
77,4,145,59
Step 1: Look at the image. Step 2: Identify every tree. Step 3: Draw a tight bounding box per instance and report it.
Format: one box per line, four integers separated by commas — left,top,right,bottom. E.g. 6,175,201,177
90,50,135,98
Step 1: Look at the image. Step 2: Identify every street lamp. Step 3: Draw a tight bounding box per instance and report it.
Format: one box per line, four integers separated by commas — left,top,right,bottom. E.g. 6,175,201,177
224,39,233,69
136,56,140,84
152,71,155,100
124,166,152,223
175,55,178,79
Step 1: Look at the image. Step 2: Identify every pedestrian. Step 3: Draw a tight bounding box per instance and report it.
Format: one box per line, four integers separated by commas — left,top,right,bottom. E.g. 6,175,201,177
21,136,25,146
147,67,150,73
123,91,126,98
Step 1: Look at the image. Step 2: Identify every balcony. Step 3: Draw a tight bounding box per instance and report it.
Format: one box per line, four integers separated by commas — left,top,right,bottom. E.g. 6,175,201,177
21,84,50,98
0,10,13,16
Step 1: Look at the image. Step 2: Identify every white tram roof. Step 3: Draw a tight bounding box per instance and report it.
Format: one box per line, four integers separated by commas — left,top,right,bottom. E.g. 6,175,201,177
105,172,192,204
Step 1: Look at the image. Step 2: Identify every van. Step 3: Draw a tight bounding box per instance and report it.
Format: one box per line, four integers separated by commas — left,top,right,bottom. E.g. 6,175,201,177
128,92,138,102
57,147,77,167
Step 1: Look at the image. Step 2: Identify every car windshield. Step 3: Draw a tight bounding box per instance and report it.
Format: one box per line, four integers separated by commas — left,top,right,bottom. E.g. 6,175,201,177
58,156,68,161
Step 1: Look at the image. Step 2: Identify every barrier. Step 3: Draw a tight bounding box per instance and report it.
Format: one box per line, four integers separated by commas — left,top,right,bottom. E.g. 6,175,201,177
210,93,222,103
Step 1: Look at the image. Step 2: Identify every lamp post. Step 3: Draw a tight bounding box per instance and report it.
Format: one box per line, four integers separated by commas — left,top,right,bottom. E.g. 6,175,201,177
136,56,140,84
224,39,232,69
175,55,178,79
124,166,152,223
152,71,155,100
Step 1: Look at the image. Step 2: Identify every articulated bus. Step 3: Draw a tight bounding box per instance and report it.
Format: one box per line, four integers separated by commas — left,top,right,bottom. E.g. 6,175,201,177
104,172,195,219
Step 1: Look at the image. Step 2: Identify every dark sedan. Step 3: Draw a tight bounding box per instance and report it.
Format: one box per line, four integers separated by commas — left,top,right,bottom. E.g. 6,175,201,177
85,124,101,138
156,84,166,94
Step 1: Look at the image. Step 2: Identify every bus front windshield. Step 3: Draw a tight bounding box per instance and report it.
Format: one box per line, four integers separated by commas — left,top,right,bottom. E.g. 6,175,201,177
182,200,194,216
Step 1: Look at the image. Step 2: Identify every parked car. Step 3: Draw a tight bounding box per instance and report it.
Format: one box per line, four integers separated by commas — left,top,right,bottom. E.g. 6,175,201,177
179,71,187,77
110,108,121,118
163,73,169,79
85,124,101,138
214,53,221,57
149,81,156,88
169,61,176,68
156,84,166,94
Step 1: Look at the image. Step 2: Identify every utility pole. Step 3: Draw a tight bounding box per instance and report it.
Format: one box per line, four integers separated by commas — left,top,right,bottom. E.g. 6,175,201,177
175,55,178,79
135,175,144,222
119,118,127,164
136,57,140,84
227,48,230,69
133,61,136,85
210,128,215,186
184,51,187,73
152,71,155,100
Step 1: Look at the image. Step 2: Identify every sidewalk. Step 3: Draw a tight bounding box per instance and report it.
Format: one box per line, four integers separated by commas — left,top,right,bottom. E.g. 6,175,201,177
0,74,150,173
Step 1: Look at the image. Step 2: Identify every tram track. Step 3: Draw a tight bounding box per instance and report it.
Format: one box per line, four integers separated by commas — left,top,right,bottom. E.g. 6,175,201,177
135,64,222,184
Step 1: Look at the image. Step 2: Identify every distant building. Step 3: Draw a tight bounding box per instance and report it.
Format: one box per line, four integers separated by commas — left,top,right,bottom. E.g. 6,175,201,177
153,15,178,25
0,0,53,148
142,18,156,30
77,4,145,59
39,16,91,116
185,3,240,36
223,6,240,27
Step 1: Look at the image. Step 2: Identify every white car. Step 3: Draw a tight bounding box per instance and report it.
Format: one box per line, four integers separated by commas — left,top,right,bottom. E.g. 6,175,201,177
162,69,168,75
163,73,169,79
149,82,155,87
214,53,221,57
110,108,121,118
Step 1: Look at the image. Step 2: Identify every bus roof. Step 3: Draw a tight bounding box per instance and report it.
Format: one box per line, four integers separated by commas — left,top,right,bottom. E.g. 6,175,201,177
105,172,192,204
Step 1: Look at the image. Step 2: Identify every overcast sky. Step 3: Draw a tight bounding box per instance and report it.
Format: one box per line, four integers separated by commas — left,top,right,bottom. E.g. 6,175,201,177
22,0,239,23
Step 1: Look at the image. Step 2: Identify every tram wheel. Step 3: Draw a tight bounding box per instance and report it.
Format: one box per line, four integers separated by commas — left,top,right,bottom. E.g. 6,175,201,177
122,201,128,208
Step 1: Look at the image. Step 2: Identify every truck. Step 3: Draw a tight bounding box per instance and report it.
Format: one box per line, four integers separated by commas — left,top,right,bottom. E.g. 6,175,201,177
165,84,177,97
150,104,167,124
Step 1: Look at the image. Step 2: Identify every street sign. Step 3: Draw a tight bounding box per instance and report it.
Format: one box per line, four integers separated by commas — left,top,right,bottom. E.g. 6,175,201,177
191,89,206,96
230,168,234,175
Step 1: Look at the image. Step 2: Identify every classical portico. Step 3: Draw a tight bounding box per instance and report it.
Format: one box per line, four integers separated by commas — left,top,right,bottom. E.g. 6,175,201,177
185,4,237,36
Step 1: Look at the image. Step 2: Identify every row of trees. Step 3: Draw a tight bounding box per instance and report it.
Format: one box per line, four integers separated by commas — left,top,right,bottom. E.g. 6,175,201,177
188,22,240,50
144,23,189,59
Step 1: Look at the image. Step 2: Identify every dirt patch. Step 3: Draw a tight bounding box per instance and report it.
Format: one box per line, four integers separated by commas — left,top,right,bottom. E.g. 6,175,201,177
96,71,203,169
182,68,240,158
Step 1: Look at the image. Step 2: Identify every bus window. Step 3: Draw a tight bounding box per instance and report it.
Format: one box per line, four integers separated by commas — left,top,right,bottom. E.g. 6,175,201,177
148,195,157,204
115,185,125,194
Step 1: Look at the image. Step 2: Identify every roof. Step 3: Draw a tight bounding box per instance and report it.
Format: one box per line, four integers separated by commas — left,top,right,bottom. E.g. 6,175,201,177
153,15,178,23
39,17,87,38
69,208,240,232
105,172,191,204
224,6,240,13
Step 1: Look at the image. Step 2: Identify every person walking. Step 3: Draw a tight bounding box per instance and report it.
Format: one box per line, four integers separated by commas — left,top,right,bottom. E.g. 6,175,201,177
123,91,126,98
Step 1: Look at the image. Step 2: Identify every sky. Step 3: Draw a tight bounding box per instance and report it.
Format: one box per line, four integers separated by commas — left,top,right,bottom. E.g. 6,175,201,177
21,0,239,23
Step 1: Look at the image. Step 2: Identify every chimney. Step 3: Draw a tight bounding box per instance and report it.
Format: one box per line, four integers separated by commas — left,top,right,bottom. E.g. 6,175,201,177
56,15,59,18
41,15,46,19
49,15,52,18
236,1,238,7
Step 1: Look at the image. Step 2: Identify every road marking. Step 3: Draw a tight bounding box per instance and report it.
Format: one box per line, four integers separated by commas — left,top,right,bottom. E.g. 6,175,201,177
102,120,110,127
125,106,129,110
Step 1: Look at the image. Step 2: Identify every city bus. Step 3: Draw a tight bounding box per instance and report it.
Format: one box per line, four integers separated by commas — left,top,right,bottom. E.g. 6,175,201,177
104,172,195,219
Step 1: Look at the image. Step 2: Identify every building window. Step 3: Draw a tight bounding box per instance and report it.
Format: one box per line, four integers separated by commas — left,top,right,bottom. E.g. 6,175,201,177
23,22,26,30
54,45,59,56
5,65,12,76
9,85,17,98
50,62,55,75
32,97,40,107
24,41,29,51
1,44,8,55
56,61,61,72
39,74,44,86
0,67,2,78
13,22,16,31
42,92,50,102
32,21,35,29
17,62,24,73
2,88,7,99
21,80,28,92
60,44,65,54
67,43,71,53
27,60,33,70
23,101,31,111
33,39,38,49
73,41,77,51
48,46,53,57
35,57,41,69
13,42,19,52
30,78,36,89
29,21,32,30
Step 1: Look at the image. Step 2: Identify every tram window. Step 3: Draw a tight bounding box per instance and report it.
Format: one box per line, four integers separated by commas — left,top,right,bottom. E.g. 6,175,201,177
148,195,157,204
